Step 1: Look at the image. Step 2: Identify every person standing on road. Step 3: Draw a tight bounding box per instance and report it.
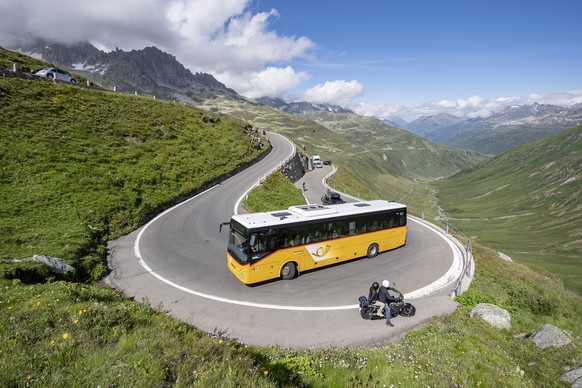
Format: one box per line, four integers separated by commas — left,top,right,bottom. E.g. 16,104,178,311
378,280,398,327
302,182,306,191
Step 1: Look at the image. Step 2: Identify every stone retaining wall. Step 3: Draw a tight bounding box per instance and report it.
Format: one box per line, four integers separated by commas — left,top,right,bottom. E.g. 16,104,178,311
277,151,307,183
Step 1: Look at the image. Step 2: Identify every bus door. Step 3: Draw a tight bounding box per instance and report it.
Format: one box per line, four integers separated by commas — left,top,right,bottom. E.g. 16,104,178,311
249,230,279,282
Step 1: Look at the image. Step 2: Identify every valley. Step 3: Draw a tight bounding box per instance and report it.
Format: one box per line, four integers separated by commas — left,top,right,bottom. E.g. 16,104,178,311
433,127,582,293
1,46,581,386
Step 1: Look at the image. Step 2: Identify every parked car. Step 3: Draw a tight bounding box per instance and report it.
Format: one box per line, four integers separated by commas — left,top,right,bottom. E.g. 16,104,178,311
323,160,332,165
34,67,77,82
321,190,346,205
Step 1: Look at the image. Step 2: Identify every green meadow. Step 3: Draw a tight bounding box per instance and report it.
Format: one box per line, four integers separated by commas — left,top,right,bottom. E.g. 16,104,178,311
1,50,580,386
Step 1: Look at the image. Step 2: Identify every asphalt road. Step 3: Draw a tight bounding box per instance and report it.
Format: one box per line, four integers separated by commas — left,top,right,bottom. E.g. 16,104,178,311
105,132,462,348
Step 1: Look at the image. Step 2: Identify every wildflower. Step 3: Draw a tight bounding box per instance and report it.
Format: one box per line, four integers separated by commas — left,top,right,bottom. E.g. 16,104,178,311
78,310,83,315
218,339,224,345
50,339,55,345
73,319,79,325
263,370,269,376
63,333,69,340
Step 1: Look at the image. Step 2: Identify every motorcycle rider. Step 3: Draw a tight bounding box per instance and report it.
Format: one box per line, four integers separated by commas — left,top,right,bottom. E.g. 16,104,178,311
378,280,398,327
368,282,380,303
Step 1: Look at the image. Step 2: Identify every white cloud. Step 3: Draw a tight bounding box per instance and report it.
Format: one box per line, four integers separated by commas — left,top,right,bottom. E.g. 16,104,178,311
352,89,582,122
219,66,310,98
299,80,365,106
0,0,315,99
526,89,582,106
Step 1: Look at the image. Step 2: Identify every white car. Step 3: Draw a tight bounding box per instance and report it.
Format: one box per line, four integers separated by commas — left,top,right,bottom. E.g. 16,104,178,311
34,67,77,83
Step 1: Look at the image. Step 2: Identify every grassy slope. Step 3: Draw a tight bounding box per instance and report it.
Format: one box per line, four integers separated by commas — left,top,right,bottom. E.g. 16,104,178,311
1,48,48,71
1,48,580,386
0,46,91,84
300,111,486,180
0,77,266,279
242,171,306,212
433,127,582,293
199,97,486,212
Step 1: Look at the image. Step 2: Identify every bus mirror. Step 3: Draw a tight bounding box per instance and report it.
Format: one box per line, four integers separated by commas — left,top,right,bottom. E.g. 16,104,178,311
219,222,230,233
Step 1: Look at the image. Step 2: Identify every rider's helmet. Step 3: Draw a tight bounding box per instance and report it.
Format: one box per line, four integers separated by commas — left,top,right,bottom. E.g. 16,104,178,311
372,282,379,290
382,280,390,288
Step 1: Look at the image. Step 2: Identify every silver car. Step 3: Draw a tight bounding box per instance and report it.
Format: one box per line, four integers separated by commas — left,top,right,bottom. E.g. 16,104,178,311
34,67,77,82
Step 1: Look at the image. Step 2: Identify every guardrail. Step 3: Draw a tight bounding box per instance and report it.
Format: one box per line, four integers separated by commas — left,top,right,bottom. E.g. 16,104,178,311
415,208,474,296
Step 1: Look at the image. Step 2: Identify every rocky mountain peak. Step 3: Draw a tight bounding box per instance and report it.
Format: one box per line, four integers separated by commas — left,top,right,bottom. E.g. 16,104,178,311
13,40,238,103
257,97,353,114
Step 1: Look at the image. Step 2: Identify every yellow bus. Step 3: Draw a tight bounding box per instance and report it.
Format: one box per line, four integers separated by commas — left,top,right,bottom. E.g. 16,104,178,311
226,200,407,284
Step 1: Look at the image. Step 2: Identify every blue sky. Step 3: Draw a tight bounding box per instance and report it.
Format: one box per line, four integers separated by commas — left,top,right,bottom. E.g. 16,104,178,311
248,0,582,118
2,0,581,120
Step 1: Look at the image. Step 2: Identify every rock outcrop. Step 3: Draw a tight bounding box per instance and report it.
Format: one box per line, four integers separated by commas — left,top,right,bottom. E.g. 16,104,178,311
469,303,511,329
561,366,582,387
530,323,572,349
27,254,75,274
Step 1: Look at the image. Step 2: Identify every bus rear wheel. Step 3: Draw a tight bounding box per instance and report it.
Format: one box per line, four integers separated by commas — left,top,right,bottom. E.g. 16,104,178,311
367,243,379,258
281,262,297,280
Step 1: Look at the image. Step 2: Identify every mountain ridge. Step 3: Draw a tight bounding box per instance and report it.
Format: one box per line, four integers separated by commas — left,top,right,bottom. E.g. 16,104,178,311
404,102,582,154
14,40,240,103
256,97,353,115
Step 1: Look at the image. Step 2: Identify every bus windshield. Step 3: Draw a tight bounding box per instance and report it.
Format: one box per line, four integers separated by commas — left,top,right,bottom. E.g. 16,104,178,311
228,220,249,264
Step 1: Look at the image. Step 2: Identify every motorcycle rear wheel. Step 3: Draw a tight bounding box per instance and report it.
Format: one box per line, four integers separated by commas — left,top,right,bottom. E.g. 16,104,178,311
399,303,416,317
360,307,373,320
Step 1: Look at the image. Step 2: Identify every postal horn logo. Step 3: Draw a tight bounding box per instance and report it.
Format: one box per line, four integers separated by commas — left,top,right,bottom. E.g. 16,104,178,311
314,245,331,257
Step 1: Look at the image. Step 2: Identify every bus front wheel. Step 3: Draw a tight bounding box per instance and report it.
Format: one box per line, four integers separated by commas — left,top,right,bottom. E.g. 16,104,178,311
281,262,297,280
367,243,379,258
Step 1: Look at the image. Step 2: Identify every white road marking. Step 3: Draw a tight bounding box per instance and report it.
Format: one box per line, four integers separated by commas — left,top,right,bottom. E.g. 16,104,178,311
134,205,462,311
133,135,464,311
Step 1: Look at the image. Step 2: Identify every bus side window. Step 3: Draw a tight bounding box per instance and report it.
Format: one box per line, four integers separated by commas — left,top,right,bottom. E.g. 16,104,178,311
359,218,367,233
267,235,277,250
349,221,356,235
313,230,322,242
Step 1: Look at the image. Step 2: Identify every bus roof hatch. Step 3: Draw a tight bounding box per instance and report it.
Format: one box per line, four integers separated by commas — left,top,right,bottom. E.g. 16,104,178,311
288,204,338,217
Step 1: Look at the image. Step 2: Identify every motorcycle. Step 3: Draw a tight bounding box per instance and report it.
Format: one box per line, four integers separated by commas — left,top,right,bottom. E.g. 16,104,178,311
358,286,416,320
